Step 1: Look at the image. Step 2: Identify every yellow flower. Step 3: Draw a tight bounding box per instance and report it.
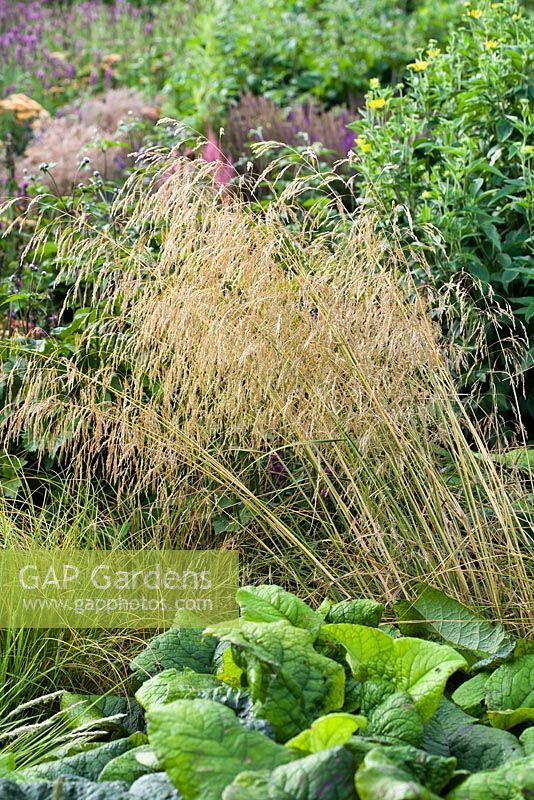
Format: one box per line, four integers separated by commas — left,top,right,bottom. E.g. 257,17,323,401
512,12,521,20
467,8,483,17
421,191,432,200
484,40,498,49
369,97,386,110
356,136,372,153
409,60,429,72
369,78,380,89
427,47,441,57
524,145,534,155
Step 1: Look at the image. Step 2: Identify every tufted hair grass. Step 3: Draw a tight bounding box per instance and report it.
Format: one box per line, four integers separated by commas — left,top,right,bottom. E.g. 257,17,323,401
1,150,532,632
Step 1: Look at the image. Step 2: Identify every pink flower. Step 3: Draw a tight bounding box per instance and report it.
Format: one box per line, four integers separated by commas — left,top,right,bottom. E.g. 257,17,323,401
203,127,233,185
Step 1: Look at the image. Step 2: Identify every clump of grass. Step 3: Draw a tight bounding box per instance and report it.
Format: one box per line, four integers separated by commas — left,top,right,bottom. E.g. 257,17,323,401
1,152,532,631
0,485,149,727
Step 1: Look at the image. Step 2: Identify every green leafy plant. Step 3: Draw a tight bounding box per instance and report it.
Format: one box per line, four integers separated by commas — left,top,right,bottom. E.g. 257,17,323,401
161,0,471,123
0,584,532,799
352,0,534,431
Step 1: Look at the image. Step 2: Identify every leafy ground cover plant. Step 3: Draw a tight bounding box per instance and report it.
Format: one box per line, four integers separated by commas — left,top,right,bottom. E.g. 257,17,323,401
0,583,531,798
352,0,534,433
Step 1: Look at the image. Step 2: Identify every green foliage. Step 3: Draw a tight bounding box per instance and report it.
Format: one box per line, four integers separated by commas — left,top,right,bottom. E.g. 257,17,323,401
321,598,384,627
16,736,145,782
485,655,534,728
285,713,367,753
204,620,346,741
356,745,456,799
147,698,295,800
365,692,424,746
353,0,534,427
130,627,218,682
322,622,468,722
0,584,532,799
161,0,469,121
223,746,358,799
446,756,534,799
237,584,324,637
395,584,515,670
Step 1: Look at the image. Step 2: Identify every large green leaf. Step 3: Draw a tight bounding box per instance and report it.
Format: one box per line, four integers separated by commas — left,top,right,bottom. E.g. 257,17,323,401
445,756,534,799
98,745,155,784
128,773,183,799
131,628,217,682
395,585,514,670
205,620,345,740
286,713,366,753
138,669,274,736
356,745,454,800
322,599,383,628
60,693,144,736
448,725,524,772
0,754,16,781
0,776,133,799
17,736,144,783
237,585,323,638
367,745,455,794
128,772,183,799
223,747,357,800
421,699,478,757
451,673,489,716
365,691,424,746
520,728,534,756
490,448,534,471
135,669,220,710
485,655,534,729
322,623,467,722
146,698,295,800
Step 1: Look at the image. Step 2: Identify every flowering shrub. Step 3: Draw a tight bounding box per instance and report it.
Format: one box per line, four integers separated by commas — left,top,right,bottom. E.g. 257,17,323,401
0,1,143,106
352,0,534,432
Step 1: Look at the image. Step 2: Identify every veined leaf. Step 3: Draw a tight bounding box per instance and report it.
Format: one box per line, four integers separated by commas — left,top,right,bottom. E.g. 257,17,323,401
322,599,383,627
395,585,514,670
356,745,455,800
485,655,534,730
205,620,345,740
131,628,217,682
223,747,357,800
147,698,295,800
237,585,323,638
451,673,489,715
445,756,534,799
286,712,366,753
135,669,220,711
323,623,467,722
